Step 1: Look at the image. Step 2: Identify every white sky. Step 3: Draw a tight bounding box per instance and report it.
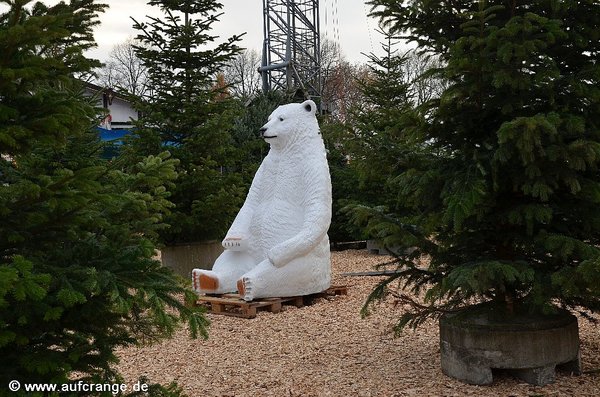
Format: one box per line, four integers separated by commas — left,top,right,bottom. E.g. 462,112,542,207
0,1,386,63
86,0,382,64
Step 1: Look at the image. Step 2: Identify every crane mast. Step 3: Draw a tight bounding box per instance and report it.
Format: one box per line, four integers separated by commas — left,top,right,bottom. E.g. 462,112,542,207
259,0,321,102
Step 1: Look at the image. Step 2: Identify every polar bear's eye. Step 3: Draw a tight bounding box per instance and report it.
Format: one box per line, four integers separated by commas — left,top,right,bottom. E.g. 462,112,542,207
278,116,284,121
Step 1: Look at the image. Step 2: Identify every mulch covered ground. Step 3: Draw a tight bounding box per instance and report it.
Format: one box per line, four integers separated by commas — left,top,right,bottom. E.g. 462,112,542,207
116,250,600,396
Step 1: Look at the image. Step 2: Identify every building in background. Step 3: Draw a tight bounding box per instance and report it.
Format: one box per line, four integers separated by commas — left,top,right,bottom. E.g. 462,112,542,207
84,82,138,143
83,82,139,158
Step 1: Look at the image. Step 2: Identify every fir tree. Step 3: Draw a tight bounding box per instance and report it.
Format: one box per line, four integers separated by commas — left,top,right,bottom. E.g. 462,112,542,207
356,0,600,330
337,28,420,245
0,0,104,155
0,0,207,390
321,119,364,245
346,28,419,207
125,0,245,244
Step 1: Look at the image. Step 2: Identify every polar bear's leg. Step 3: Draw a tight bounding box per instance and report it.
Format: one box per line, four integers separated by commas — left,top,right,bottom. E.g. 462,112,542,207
192,250,256,295
237,256,331,301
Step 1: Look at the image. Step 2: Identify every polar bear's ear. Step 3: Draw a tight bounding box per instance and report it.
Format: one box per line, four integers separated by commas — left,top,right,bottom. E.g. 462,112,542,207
302,100,316,114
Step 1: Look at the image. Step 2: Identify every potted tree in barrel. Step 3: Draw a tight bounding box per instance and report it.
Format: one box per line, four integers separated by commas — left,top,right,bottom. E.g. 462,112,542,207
352,0,600,385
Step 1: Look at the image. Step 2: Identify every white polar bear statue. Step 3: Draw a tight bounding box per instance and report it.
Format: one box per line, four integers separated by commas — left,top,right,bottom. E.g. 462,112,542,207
191,100,332,301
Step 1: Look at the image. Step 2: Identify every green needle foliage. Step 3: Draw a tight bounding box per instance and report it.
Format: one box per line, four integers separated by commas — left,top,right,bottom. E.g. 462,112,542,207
1,0,207,391
123,0,246,244
346,28,420,209
330,29,419,244
355,0,600,331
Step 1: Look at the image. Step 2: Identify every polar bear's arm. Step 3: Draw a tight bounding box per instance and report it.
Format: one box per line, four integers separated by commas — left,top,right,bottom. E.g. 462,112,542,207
225,161,266,238
267,163,332,267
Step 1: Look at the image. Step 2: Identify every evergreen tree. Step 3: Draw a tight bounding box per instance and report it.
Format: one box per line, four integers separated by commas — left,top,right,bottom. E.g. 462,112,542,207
125,0,245,244
356,0,600,330
0,0,103,156
321,119,365,245
336,28,420,244
346,28,419,207
0,0,206,390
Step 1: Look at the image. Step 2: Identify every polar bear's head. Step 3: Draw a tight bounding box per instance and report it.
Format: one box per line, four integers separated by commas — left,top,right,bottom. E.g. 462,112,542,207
259,100,320,150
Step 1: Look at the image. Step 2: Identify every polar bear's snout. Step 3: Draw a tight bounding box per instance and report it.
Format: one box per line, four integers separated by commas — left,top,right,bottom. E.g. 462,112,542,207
260,126,277,139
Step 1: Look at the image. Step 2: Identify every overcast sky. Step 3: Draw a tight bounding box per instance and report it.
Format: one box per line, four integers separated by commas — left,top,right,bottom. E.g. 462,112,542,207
83,0,384,64
0,1,387,63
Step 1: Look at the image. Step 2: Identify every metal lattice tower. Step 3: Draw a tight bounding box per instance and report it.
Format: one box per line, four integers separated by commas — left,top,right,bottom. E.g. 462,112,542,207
259,0,321,101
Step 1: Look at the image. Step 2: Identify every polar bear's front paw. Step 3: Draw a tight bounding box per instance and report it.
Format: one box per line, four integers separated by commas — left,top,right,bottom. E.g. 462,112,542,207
267,248,286,268
237,277,254,302
192,269,219,294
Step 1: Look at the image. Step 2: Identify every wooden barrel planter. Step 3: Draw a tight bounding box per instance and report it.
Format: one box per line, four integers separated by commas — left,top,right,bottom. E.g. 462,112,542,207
439,302,581,386
161,240,224,278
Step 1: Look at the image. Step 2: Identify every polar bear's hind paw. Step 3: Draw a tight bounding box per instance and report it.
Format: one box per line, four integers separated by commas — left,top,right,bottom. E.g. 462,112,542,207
237,277,254,302
236,278,245,297
199,274,218,290
192,269,219,293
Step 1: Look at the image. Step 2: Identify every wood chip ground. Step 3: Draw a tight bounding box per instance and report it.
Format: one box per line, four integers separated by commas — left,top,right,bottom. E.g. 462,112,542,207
116,250,600,396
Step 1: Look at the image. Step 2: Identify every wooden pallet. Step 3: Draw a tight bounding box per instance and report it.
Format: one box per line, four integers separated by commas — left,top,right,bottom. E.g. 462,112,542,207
196,285,348,319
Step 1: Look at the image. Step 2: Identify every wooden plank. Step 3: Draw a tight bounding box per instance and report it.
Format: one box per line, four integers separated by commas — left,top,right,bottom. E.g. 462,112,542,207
199,295,246,305
328,285,348,295
245,306,257,318
291,296,304,308
250,300,277,308
269,302,282,313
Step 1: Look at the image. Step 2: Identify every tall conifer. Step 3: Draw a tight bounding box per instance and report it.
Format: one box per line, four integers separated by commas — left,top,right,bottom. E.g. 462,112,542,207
0,0,207,388
357,0,600,329
125,0,245,244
